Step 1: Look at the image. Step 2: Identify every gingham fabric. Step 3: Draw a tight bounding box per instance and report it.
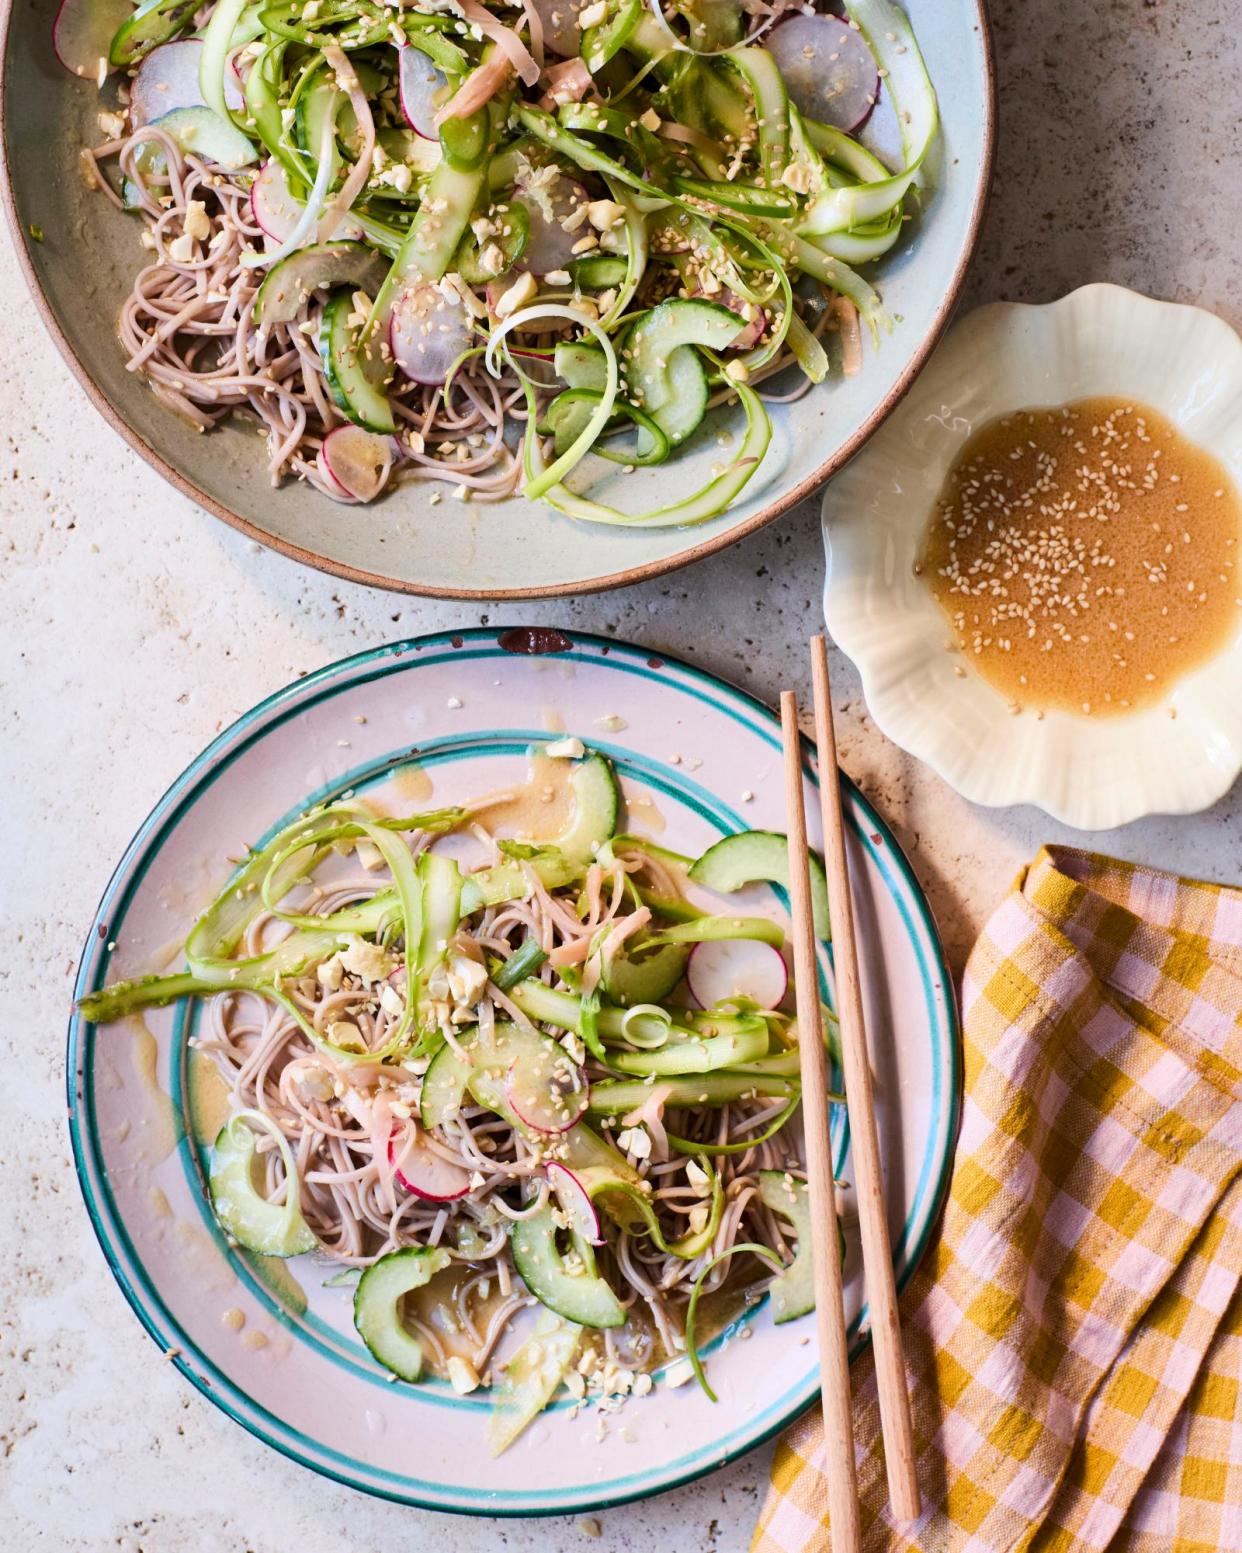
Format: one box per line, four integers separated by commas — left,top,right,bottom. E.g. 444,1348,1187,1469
755,846,1242,1553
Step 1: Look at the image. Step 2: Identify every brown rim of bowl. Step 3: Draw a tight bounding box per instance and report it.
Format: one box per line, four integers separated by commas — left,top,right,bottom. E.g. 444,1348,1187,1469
0,2,996,602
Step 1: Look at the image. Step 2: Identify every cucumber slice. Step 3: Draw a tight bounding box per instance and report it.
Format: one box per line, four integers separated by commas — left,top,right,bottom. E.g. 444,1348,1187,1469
554,340,609,392
625,298,746,448
419,1038,473,1127
353,1245,452,1380
143,104,258,171
757,1171,843,1323
254,241,387,327
588,1070,798,1114
453,199,528,283
541,752,619,864
488,1311,582,1457
600,935,689,1006
320,291,397,434
208,1111,317,1256
109,0,197,67
689,830,831,940
420,1021,586,1138
296,76,344,167
568,255,627,290
510,1206,626,1328
376,126,442,180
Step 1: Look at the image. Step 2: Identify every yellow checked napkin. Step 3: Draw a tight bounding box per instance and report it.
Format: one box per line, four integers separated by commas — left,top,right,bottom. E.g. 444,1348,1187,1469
755,846,1242,1553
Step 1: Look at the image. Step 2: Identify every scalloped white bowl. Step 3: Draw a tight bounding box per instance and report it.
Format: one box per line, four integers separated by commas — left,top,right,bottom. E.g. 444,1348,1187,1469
822,284,1242,830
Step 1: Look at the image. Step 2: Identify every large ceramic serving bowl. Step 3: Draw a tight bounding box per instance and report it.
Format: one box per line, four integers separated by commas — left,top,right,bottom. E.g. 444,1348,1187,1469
1,1,993,598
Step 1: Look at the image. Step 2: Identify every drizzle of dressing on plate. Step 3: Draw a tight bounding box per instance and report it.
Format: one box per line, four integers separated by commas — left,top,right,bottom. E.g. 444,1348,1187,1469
468,753,577,842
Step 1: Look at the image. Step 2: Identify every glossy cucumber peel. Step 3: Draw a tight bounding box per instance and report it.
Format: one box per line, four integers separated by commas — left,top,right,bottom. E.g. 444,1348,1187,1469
353,1246,453,1379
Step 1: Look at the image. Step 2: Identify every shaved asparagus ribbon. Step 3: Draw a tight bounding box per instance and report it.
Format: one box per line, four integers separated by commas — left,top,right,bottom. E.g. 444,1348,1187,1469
76,801,464,1025
199,0,250,127
523,377,772,529
485,304,620,502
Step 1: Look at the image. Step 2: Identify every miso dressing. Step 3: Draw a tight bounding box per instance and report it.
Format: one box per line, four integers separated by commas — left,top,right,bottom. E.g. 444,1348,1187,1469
918,398,1242,716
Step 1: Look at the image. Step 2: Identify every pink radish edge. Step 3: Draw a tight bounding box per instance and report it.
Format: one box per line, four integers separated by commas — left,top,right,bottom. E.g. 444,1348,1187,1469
686,939,788,1011
505,1059,589,1135
389,1128,471,1202
546,1162,603,1244
320,425,394,503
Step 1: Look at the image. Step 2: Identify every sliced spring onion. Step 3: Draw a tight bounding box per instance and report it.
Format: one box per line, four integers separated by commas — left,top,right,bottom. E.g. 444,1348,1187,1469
491,938,549,992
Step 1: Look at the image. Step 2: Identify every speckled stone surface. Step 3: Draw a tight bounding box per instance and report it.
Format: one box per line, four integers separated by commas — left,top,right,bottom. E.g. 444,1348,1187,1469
3,2,1241,1548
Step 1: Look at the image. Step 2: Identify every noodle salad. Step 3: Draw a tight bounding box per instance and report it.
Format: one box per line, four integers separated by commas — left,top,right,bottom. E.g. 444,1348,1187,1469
78,746,842,1451
56,0,936,520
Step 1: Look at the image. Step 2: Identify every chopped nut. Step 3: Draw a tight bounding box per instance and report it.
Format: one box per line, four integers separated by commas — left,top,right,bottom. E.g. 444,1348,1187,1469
494,270,539,318
780,160,813,194
340,936,396,986
586,198,626,232
446,1356,481,1394
183,199,211,240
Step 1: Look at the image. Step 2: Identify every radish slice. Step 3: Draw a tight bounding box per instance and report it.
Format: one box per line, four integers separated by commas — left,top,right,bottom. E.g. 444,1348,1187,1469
390,1127,472,1202
390,285,473,386
766,15,879,133
315,447,360,503
398,45,452,139
250,160,302,241
321,426,394,503
547,1162,602,1245
52,0,130,77
250,159,362,245
130,39,244,126
687,939,789,1011
505,1046,589,1134
516,176,587,276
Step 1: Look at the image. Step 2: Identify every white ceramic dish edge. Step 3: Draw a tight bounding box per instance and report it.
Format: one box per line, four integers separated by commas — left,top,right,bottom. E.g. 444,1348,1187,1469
821,284,1242,830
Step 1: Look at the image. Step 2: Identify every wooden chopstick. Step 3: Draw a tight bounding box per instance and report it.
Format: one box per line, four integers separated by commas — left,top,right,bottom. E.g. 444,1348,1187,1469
780,691,863,1553
809,634,921,1523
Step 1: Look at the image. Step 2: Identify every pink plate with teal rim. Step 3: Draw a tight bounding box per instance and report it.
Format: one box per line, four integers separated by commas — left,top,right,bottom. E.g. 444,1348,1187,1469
67,629,958,1516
